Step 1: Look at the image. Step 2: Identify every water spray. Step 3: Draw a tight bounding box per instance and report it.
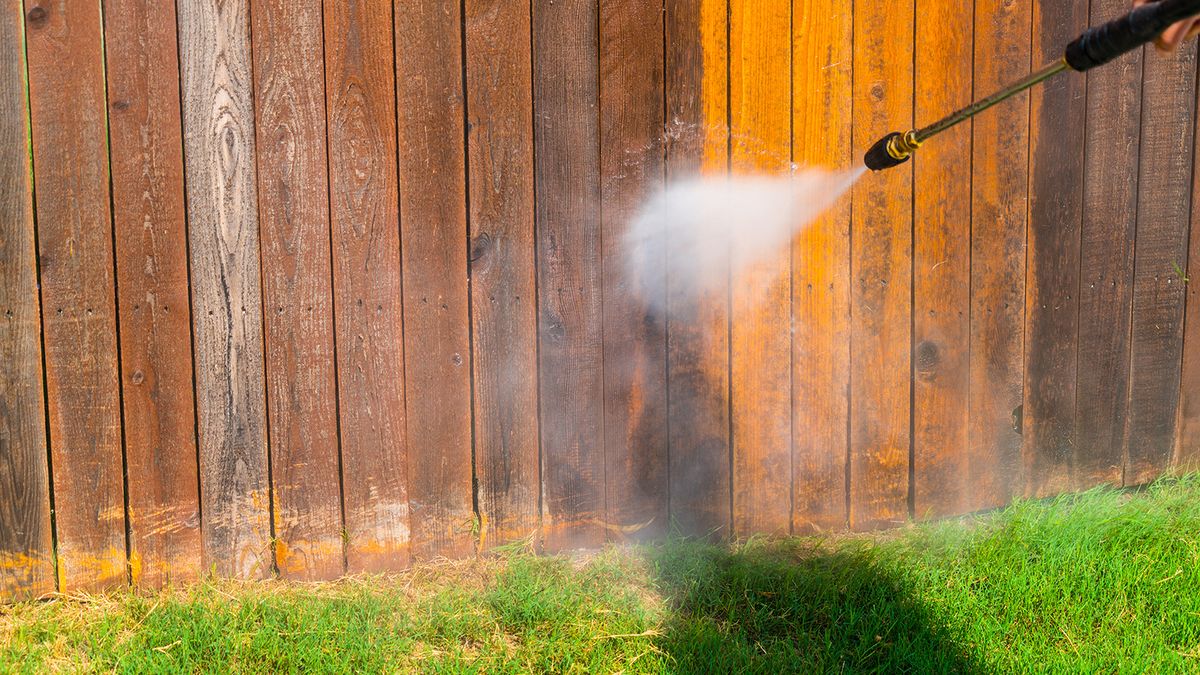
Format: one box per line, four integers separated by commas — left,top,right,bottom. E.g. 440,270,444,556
864,0,1200,171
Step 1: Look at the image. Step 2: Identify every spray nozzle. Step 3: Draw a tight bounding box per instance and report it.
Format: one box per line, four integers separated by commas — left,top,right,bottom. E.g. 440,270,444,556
863,130,921,171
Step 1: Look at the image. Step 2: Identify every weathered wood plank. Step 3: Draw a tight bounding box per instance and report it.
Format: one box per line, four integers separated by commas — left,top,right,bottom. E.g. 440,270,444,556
324,0,411,573
1074,0,1140,491
1024,0,1087,499
0,1,53,599
465,0,540,550
1177,62,1200,471
1127,44,1196,486
666,0,730,539
850,0,913,529
792,0,851,531
178,0,272,578
601,0,667,542
251,0,343,580
103,0,202,587
967,0,1029,511
911,0,971,519
533,0,605,551
25,0,127,590
729,0,792,536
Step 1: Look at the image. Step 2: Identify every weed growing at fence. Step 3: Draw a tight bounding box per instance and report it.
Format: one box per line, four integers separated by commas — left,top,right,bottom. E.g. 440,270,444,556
4,475,1200,672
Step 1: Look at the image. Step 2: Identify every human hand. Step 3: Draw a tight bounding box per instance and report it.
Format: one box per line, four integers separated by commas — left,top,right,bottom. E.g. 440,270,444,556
1136,0,1200,50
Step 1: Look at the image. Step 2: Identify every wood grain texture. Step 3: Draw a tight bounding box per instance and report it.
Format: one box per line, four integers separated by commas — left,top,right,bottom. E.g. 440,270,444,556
601,0,667,542
666,0,730,539
850,0,913,529
25,0,127,590
0,1,53,599
465,0,540,549
729,0,792,536
792,0,850,531
395,0,475,560
1074,0,1140,491
967,0,1029,511
1177,65,1200,471
178,0,272,579
103,0,201,587
911,0,971,519
1023,0,1086,499
533,0,605,551
251,0,343,580
324,0,410,573
1126,44,1196,486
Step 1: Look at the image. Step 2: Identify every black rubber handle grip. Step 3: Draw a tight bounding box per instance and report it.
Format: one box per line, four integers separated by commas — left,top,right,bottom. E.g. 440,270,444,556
1065,0,1200,70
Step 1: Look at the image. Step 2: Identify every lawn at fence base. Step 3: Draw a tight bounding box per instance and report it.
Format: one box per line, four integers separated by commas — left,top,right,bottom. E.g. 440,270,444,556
4,474,1200,673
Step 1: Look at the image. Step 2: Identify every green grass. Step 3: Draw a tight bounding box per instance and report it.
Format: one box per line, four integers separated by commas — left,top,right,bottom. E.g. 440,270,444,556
5,475,1200,673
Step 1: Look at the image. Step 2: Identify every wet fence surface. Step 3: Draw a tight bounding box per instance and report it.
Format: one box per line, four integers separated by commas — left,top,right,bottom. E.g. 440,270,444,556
4,0,1200,599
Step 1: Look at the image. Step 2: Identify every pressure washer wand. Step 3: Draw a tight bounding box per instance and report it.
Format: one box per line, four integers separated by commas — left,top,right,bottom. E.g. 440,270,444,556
864,0,1200,170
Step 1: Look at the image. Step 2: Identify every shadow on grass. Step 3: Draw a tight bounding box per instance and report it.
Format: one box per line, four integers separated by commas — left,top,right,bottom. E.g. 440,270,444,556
649,538,981,674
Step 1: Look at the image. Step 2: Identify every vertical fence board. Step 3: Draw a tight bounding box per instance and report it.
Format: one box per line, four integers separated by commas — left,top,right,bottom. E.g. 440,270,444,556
1178,76,1200,470
1024,0,1086,499
179,0,272,579
533,0,605,551
968,0,1029,511
103,0,201,587
850,0,913,529
729,0,792,536
601,0,667,542
0,2,53,598
324,0,410,573
1074,1,1140,491
251,0,343,580
792,0,851,532
465,0,540,550
912,0,971,519
1127,46,1196,486
25,0,127,590
395,0,475,560
665,0,730,539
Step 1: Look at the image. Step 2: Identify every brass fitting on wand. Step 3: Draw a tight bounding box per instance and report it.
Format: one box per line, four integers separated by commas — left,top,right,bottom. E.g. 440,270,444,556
886,130,923,162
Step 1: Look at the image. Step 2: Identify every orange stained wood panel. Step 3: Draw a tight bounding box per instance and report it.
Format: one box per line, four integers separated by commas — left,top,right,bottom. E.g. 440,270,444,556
396,0,476,560
601,0,668,542
103,0,202,587
912,0,971,519
251,0,344,580
967,0,1029,511
850,0,913,529
179,0,272,580
324,0,411,573
665,0,731,539
792,0,851,532
465,0,541,550
0,0,54,598
25,0,128,590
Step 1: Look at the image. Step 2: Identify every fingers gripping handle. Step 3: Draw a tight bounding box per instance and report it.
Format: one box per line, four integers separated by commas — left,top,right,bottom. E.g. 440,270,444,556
1065,0,1200,71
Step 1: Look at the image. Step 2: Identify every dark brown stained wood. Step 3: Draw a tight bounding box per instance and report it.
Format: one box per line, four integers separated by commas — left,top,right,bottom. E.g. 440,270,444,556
0,1,53,599
1178,65,1200,470
967,0,1028,511
729,0,792,536
395,0,475,560
912,0,971,519
178,0,272,579
792,0,850,532
1024,0,1087,499
324,0,410,573
251,0,343,581
665,0,730,539
533,0,605,551
1074,0,1140,491
600,0,667,542
24,0,127,590
464,0,540,549
103,0,201,587
850,0,913,529
1126,44,1196,486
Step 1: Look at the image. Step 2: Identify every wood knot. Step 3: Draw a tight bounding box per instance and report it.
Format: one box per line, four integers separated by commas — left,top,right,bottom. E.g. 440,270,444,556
870,82,885,102
111,99,131,112
469,232,492,263
26,6,48,27
130,370,145,385
915,340,939,374
451,353,463,367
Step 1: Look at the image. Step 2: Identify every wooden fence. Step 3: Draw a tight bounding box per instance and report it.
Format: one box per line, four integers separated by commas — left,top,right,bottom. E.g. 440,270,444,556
3,0,1200,600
